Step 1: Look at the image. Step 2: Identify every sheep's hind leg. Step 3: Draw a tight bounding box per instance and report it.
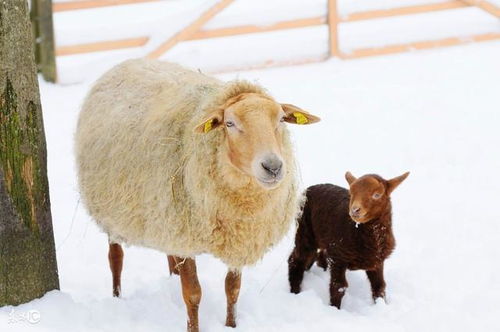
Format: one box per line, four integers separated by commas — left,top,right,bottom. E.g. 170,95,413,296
108,241,124,297
366,262,386,302
176,256,202,332
225,269,241,328
167,255,179,275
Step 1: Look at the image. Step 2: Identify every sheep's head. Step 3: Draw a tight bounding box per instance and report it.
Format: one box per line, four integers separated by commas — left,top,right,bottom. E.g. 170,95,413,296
195,92,320,189
345,172,409,223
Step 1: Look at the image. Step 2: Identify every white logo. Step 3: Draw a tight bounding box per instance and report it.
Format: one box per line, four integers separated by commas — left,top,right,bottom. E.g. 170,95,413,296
8,309,41,324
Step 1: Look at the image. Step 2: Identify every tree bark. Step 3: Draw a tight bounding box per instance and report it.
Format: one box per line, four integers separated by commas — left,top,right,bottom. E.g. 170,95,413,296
0,0,59,306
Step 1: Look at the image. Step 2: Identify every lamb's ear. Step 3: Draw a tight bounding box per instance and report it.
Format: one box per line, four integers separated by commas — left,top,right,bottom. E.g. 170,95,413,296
387,172,410,194
345,171,357,185
194,110,224,133
281,104,320,125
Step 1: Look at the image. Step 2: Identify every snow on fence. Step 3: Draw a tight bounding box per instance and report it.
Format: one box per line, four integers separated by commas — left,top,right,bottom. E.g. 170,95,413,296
53,0,500,70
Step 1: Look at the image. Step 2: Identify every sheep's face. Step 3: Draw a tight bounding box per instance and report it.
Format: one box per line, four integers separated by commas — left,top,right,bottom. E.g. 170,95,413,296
195,93,320,189
346,172,409,223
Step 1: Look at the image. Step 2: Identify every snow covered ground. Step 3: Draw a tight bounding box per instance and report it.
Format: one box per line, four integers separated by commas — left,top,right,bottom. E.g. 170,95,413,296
1,40,499,332
2,1,500,331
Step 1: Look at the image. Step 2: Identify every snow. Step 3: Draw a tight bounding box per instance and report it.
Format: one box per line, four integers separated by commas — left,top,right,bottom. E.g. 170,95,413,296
2,40,500,332
2,1,500,331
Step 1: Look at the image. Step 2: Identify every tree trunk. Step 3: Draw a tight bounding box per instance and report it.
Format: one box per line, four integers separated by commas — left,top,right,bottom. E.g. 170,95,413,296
30,0,57,82
0,0,59,306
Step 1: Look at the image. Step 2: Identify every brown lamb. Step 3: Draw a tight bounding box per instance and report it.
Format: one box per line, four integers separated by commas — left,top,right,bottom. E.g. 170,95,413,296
288,171,409,308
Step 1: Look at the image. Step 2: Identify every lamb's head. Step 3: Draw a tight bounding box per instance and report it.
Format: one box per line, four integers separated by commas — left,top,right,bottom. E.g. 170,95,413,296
345,171,409,223
195,92,320,189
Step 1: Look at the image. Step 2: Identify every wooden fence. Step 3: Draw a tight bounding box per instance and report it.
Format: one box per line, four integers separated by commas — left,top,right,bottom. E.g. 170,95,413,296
54,0,500,70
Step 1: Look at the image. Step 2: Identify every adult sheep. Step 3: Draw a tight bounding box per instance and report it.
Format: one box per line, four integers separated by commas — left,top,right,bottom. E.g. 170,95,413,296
75,59,320,332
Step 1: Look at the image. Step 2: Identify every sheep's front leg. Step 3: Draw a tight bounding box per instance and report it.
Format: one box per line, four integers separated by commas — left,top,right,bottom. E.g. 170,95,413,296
108,241,124,297
176,257,202,332
329,264,347,309
225,269,241,328
366,263,386,302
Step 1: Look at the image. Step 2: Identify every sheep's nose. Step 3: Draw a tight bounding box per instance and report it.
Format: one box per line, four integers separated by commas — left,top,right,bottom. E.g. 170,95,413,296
261,158,283,178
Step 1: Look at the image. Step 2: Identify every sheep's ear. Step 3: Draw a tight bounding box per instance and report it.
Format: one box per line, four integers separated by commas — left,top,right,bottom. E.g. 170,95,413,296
387,172,410,194
194,111,223,134
345,171,357,185
281,104,320,125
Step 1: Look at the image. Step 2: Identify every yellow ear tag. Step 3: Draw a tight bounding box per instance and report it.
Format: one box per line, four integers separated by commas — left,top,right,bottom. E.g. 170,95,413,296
293,112,308,124
204,119,213,133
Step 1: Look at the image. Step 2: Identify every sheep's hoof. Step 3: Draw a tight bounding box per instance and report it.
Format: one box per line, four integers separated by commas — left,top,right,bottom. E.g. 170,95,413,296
187,321,199,332
290,286,301,294
225,319,236,328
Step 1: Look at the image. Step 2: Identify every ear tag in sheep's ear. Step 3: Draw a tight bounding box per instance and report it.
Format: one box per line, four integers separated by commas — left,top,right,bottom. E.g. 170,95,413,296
293,112,308,125
204,119,213,133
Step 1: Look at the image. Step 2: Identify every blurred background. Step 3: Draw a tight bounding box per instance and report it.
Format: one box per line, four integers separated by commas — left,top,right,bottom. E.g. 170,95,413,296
32,0,500,83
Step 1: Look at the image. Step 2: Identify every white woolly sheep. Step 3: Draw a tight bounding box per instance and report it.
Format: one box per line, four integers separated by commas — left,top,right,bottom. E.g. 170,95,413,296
75,59,320,332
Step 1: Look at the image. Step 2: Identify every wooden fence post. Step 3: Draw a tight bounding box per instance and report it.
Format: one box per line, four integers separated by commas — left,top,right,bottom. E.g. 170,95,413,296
328,0,340,57
30,0,57,82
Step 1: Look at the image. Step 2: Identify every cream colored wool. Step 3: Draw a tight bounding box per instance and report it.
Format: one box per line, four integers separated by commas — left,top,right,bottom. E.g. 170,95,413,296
75,59,299,268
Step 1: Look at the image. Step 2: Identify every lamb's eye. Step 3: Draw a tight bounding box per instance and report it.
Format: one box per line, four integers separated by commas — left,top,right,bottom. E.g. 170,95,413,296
372,193,382,200
280,116,285,123
225,121,234,128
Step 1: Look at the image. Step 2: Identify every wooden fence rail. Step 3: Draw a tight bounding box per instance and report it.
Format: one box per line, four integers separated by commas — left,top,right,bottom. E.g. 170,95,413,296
53,0,500,72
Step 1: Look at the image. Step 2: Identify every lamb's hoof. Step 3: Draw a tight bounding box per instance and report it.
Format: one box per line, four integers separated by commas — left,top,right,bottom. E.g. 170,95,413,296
290,286,301,294
225,319,236,328
329,298,342,309
373,295,387,305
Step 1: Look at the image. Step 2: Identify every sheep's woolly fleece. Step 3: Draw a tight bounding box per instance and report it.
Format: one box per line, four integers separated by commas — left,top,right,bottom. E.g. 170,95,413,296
75,59,301,269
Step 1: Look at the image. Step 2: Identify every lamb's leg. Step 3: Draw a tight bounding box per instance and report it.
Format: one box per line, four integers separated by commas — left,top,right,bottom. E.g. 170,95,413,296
167,255,179,275
329,264,347,309
176,256,202,332
288,246,316,294
316,249,328,271
108,242,124,297
225,269,241,328
289,202,317,293
366,263,386,302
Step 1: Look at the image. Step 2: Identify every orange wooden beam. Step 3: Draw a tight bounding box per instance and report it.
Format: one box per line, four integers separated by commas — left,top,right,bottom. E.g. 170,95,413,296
147,0,235,59
339,32,500,59
208,55,328,74
459,0,500,17
342,1,469,22
186,16,325,41
183,1,472,43
328,0,340,57
56,37,149,56
53,0,160,12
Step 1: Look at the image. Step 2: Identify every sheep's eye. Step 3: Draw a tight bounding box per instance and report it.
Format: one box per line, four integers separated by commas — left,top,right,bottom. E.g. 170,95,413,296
225,121,234,128
280,116,285,123
372,193,382,200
